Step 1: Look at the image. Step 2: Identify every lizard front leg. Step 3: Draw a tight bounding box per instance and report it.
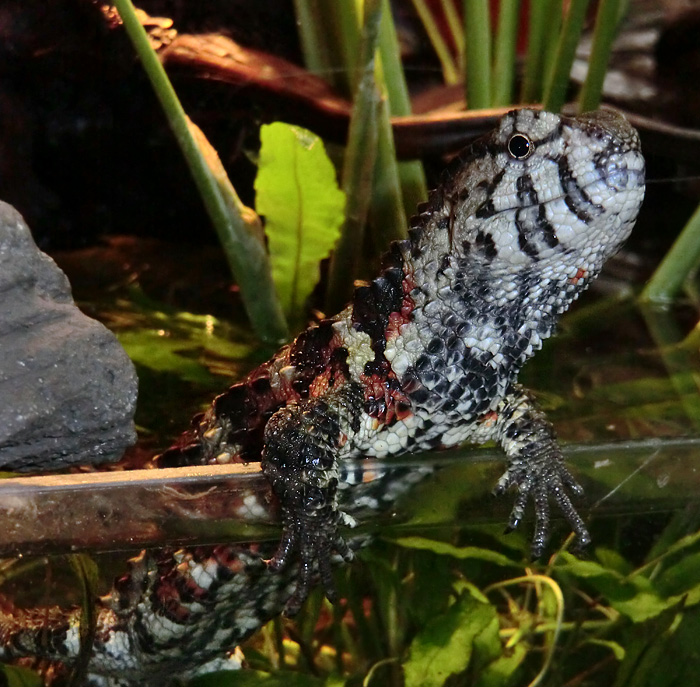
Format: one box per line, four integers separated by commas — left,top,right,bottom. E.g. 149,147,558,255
261,386,362,615
485,385,591,557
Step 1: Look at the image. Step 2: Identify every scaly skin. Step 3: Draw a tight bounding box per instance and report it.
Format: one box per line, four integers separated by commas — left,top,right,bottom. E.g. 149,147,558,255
160,108,645,612
0,108,645,684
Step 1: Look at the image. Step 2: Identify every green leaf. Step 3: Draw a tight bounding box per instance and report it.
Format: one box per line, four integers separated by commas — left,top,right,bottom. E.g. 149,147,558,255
611,589,675,624
116,306,258,386
471,613,509,680
255,123,345,325
393,536,521,568
610,604,700,687
0,665,43,687
554,553,677,623
656,550,700,597
473,643,527,687
595,547,634,576
403,592,497,687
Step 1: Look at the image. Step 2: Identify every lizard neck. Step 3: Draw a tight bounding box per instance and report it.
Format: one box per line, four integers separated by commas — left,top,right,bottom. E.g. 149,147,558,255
408,212,590,356
376,214,595,419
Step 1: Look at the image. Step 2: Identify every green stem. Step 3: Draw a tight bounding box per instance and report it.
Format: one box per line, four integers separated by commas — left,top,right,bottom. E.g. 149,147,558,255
294,0,355,95
520,0,547,103
293,0,330,77
366,1,409,254
411,0,460,84
640,201,700,303
541,0,564,91
378,0,428,217
464,0,492,108
325,0,383,312
113,0,288,343
542,0,590,113
441,0,465,60
331,0,363,96
67,554,98,686
578,0,623,112
492,0,521,106
370,86,409,245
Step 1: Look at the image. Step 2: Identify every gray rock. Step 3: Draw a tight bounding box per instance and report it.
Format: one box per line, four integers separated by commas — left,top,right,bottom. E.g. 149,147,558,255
0,201,138,471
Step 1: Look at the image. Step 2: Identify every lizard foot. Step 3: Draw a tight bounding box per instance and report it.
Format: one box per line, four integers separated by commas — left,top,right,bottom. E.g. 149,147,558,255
494,447,591,559
266,489,355,616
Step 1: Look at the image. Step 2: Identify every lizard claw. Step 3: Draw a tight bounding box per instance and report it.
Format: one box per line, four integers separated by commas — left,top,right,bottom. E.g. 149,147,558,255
266,487,354,616
497,452,590,558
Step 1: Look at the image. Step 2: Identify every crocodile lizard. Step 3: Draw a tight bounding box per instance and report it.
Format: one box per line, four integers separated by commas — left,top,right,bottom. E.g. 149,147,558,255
0,108,645,685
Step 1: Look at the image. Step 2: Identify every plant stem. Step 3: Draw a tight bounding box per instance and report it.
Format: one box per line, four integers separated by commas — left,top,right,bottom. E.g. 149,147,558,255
365,0,409,254
578,0,623,112
378,0,428,217
331,0,363,96
441,0,465,60
113,0,288,343
541,0,564,91
542,0,590,113
521,0,547,103
370,88,409,243
411,0,460,84
492,0,521,106
464,0,492,108
325,0,383,312
293,0,330,77
293,0,355,96
640,201,700,303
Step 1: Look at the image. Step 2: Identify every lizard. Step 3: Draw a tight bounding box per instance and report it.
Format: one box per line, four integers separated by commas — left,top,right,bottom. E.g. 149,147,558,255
157,107,645,613
0,107,645,685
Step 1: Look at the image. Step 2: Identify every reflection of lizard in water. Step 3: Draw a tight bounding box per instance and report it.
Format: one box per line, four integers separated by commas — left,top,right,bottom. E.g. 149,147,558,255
0,109,645,686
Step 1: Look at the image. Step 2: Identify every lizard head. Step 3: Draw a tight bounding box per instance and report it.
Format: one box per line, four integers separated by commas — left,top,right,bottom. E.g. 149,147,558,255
430,108,645,283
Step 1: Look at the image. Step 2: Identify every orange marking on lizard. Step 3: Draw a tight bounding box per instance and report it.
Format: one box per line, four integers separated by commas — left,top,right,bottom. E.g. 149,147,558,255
569,268,586,285
480,411,498,427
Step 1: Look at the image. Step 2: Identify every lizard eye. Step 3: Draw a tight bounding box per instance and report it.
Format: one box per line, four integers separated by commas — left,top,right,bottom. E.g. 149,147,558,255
507,133,533,160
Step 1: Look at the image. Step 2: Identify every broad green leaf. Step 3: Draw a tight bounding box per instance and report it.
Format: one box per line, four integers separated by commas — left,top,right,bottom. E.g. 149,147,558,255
119,329,219,386
255,123,345,324
595,547,634,576
554,553,621,580
403,592,497,687
609,589,674,624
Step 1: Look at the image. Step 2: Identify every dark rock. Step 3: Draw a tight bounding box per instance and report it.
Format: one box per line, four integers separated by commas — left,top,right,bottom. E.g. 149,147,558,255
0,201,138,471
